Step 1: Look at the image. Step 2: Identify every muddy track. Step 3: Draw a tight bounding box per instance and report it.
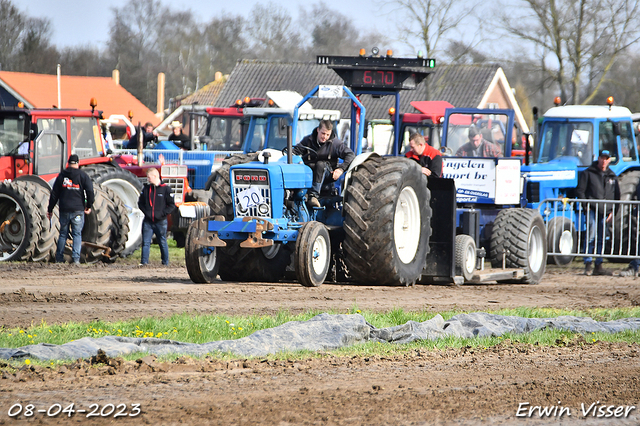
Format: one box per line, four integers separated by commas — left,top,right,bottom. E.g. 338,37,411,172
0,262,639,425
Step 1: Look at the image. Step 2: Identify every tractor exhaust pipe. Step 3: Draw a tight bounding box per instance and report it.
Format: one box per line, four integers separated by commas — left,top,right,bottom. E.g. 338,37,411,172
287,125,292,164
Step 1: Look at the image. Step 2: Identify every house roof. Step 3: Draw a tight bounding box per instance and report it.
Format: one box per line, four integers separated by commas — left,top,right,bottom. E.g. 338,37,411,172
180,77,227,106
0,71,159,126
214,59,502,120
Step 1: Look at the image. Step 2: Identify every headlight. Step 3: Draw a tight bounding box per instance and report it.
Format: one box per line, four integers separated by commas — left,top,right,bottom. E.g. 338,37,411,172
258,203,269,215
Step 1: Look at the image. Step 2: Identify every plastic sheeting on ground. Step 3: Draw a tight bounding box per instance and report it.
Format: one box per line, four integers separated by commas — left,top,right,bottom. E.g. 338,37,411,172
1,312,640,361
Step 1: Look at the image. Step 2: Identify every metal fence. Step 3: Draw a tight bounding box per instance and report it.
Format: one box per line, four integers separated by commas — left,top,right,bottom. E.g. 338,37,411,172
112,149,237,189
540,198,640,259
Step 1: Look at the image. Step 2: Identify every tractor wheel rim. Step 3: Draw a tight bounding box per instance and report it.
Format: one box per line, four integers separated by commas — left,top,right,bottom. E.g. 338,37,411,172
558,230,573,254
528,225,545,273
203,247,217,271
394,186,421,264
311,234,328,276
464,244,476,273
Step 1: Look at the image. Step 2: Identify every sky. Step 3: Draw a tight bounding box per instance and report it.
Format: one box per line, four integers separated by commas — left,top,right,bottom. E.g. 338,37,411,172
19,0,408,54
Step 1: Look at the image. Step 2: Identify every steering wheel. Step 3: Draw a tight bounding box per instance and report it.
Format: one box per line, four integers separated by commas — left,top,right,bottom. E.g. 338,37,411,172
283,144,317,156
440,146,454,156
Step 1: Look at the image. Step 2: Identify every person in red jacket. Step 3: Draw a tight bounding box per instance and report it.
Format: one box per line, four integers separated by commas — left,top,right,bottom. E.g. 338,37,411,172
405,133,442,177
137,168,176,265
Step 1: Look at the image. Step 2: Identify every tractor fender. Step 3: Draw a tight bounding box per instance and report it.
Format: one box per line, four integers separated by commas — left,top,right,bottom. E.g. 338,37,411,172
14,175,52,191
342,152,380,197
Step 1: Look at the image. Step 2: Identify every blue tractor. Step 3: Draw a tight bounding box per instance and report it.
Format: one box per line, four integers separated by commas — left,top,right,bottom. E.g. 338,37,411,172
522,99,640,264
185,55,440,286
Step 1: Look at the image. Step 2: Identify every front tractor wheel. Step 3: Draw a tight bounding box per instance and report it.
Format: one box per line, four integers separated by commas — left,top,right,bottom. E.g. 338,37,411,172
490,208,547,284
455,234,477,282
295,221,331,287
343,156,431,286
185,221,219,283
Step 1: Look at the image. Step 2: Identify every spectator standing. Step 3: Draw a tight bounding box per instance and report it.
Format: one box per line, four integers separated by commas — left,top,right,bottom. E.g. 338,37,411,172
405,133,442,177
293,120,355,209
168,121,191,150
576,150,620,276
126,122,158,149
47,154,94,264
138,168,176,266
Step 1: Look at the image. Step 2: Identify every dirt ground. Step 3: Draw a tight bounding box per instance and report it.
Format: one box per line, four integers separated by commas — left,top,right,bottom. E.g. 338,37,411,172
1,262,639,425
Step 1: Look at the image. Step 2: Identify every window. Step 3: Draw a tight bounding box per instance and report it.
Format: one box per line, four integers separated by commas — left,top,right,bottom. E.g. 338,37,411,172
538,121,593,166
0,114,28,156
35,118,66,175
70,117,100,160
598,121,619,164
619,121,637,162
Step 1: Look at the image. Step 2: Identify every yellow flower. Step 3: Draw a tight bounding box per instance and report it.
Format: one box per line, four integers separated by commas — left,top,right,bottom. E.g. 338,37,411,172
238,327,243,331
118,329,122,333
25,359,31,365
356,310,361,313
19,330,24,334
27,334,32,338
225,320,229,324
48,330,52,334
173,330,177,333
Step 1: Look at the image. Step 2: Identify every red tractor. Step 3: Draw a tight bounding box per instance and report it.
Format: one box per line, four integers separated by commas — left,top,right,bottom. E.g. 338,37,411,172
0,100,142,262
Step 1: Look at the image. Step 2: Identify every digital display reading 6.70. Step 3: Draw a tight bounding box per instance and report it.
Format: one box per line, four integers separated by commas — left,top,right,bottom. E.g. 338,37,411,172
352,70,400,88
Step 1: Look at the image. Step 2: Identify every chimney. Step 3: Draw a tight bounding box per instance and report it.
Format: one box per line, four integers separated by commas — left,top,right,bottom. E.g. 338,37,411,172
112,69,120,85
214,71,223,81
157,72,165,115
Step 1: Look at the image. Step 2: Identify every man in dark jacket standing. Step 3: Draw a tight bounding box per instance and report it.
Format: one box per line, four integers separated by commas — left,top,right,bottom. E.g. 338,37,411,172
138,167,176,265
293,120,355,208
576,150,620,276
47,154,94,264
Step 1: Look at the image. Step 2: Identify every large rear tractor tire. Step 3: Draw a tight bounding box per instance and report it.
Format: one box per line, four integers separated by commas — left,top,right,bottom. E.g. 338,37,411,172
490,208,547,284
13,181,58,262
0,181,43,261
101,186,130,261
342,156,431,286
185,222,219,283
80,184,113,263
81,164,143,257
207,153,259,219
295,221,331,287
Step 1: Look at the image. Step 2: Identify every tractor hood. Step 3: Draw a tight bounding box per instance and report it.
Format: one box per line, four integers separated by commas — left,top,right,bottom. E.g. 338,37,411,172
521,156,580,188
230,160,312,190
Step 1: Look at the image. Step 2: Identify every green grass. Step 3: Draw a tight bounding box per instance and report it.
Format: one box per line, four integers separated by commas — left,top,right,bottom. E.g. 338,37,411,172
2,307,639,363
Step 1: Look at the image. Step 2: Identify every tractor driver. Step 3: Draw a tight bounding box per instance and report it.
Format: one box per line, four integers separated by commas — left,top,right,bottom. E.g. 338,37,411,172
456,126,502,157
293,120,355,209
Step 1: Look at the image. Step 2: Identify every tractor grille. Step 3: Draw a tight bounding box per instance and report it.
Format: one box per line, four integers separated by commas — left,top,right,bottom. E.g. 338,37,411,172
231,169,271,218
163,178,185,204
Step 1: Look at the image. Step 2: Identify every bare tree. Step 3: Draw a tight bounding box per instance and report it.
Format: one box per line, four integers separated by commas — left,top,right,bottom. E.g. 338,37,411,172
247,3,306,61
379,0,478,59
498,0,640,105
298,2,386,57
203,14,249,75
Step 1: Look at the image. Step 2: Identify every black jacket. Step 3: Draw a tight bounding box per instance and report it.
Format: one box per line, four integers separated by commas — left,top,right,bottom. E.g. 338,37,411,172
48,167,95,214
576,161,620,215
138,182,176,222
292,127,355,172
125,131,157,149
169,132,191,150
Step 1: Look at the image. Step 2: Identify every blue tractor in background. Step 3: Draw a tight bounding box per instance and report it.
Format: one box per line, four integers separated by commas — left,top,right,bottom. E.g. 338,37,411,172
521,98,640,264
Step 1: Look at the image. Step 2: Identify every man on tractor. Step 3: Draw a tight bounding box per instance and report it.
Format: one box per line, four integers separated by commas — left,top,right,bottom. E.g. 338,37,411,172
293,119,355,209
